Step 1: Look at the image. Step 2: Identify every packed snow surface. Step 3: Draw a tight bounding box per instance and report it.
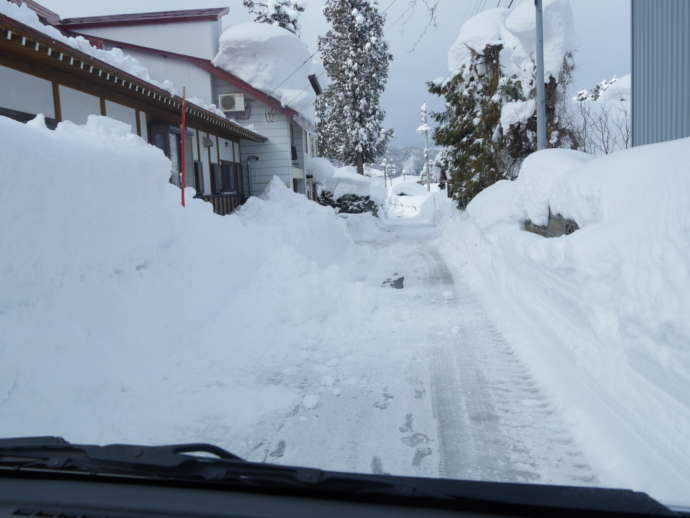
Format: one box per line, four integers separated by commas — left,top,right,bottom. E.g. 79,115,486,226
440,143,690,504
213,22,316,119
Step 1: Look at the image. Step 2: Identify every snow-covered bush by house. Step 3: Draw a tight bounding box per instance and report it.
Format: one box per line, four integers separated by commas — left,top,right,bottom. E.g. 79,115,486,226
242,0,305,34
571,75,631,155
306,156,385,215
439,141,690,502
429,0,576,209
316,0,393,175
0,114,358,447
213,22,316,118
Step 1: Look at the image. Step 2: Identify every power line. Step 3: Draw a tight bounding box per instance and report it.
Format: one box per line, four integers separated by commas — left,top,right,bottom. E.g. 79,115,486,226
275,0,401,100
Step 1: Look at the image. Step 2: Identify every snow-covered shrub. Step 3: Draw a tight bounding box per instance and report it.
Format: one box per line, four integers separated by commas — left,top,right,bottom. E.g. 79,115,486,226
429,1,577,209
317,191,379,216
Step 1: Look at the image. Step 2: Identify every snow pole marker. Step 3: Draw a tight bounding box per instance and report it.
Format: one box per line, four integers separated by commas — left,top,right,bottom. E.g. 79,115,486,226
180,87,187,207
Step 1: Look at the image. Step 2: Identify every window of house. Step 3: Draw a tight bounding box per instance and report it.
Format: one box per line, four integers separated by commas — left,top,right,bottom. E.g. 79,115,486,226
193,161,204,196
212,161,242,194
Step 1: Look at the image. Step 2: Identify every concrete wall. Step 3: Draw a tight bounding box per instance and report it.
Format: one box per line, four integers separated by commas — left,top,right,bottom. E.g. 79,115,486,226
77,20,221,60
0,65,55,118
632,0,690,146
212,77,292,196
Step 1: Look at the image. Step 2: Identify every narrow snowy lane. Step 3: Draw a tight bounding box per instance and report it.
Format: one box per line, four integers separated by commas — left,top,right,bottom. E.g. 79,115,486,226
242,218,599,487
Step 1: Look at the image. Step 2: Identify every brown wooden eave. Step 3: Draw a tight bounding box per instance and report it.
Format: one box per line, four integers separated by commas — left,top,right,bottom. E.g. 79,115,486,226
0,14,266,143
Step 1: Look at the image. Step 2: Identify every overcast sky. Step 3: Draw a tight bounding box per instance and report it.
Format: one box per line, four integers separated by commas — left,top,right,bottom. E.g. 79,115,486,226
40,0,630,148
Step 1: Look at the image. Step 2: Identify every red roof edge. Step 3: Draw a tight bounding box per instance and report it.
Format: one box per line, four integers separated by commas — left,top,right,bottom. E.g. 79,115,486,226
76,34,299,119
7,0,60,25
60,8,229,29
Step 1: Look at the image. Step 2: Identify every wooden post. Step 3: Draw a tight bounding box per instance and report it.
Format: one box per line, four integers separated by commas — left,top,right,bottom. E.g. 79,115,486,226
180,87,187,207
51,81,62,122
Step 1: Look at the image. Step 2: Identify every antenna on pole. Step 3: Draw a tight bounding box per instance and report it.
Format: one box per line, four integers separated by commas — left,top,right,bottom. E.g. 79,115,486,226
535,0,547,150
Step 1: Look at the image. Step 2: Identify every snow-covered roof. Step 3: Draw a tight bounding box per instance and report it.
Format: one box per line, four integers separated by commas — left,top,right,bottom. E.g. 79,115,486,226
448,0,574,90
0,1,266,142
212,22,316,121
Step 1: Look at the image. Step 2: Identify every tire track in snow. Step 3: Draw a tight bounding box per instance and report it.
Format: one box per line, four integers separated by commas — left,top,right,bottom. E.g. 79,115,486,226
420,245,599,486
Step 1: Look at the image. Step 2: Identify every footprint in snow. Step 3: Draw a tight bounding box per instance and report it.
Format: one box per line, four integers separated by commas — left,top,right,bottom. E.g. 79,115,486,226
399,413,414,433
373,388,395,409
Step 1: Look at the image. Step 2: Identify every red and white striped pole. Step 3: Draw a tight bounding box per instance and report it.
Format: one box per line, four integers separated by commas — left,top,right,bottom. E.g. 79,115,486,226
180,87,187,207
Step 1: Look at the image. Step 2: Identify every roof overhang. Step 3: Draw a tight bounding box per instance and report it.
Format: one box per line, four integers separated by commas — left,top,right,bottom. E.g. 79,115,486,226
73,34,300,120
59,8,229,29
0,14,266,143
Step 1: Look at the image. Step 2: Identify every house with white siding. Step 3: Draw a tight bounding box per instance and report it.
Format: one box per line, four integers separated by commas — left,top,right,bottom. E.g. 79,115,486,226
58,6,321,201
0,0,268,216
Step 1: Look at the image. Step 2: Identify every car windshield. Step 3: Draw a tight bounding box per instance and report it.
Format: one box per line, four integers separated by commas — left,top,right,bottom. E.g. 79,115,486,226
1,0,688,510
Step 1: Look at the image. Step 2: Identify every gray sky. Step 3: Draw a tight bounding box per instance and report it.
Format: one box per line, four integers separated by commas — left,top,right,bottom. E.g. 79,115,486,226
39,0,630,147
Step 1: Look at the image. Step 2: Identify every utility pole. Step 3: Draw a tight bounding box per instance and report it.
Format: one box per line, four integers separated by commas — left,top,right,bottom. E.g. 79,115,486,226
383,158,389,189
535,0,547,150
417,102,432,192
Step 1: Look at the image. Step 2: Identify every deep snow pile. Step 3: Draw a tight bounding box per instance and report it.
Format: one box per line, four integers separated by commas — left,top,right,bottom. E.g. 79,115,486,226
0,114,358,446
384,177,450,224
213,22,316,118
439,143,690,504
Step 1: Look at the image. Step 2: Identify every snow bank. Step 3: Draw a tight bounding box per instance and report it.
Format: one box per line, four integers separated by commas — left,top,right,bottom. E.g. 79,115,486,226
384,177,451,224
448,0,574,93
213,22,316,119
439,141,690,504
0,114,356,448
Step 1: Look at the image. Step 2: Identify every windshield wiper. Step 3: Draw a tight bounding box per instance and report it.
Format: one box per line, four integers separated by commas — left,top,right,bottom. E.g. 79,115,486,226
0,437,677,517
0,436,394,492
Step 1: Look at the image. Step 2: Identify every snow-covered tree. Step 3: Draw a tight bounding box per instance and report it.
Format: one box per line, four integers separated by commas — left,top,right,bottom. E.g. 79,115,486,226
429,2,577,209
316,0,393,175
571,75,631,155
242,0,305,34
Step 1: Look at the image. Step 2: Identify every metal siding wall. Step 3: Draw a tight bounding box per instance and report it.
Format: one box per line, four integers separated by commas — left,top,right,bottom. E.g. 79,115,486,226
632,0,690,146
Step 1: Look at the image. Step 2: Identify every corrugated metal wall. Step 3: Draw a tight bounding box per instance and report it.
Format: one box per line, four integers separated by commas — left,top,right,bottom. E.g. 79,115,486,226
632,0,690,146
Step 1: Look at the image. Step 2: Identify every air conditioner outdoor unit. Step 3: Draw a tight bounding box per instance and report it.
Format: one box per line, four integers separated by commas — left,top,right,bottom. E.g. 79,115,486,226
218,93,245,113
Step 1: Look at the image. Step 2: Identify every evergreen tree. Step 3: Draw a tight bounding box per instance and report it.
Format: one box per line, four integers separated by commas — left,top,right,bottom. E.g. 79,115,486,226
316,0,393,175
242,0,305,34
429,44,575,209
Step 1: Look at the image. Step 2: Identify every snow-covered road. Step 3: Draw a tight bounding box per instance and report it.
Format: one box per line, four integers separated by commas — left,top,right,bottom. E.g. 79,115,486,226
240,218,599,487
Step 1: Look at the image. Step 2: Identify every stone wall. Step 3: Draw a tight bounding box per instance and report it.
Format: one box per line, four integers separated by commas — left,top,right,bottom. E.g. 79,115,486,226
523,209,579,238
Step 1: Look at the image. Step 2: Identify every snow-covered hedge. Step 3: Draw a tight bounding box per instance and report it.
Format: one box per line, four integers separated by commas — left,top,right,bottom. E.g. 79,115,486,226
306,157,385,215
440,141,690,502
